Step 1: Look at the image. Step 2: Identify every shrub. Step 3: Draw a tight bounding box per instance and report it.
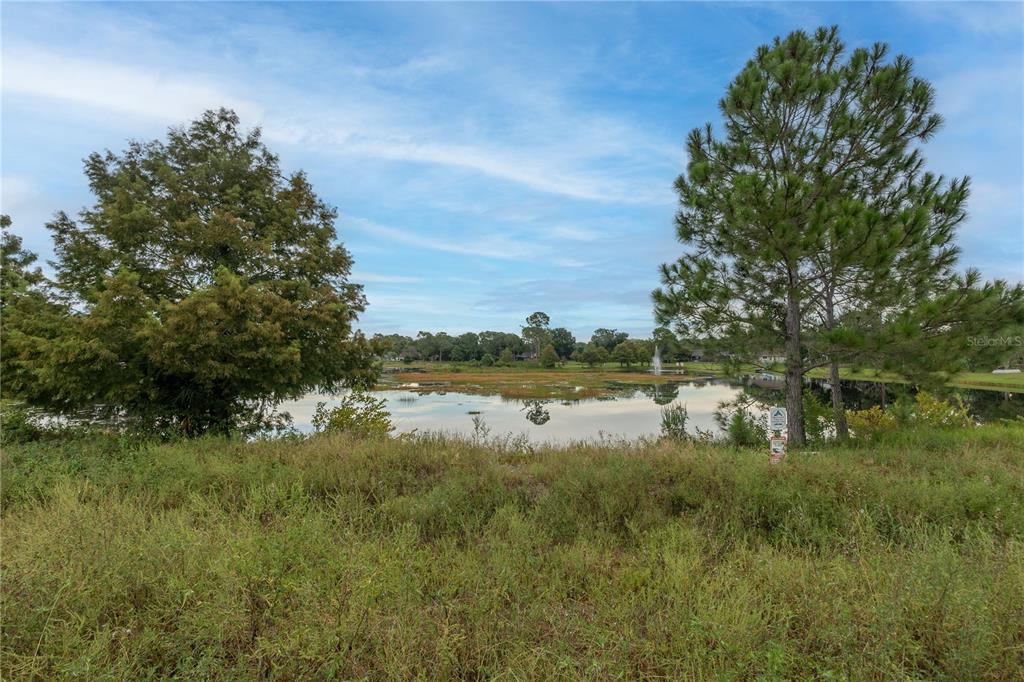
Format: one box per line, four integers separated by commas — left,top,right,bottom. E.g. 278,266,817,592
538,344,559,368
480,353,495,367
311,393,394,438
848,391,974,440
802,391,834,442
725,410,764,446
0,402,44,445
847,405,897,439
660,403,689,440
912,391,973,428
714,400,766,447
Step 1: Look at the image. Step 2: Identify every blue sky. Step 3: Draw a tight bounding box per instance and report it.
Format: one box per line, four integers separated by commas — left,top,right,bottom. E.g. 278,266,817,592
2,2,1022,338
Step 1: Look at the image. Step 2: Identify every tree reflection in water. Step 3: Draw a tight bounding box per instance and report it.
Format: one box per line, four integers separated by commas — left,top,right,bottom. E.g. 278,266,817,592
522,400,551,425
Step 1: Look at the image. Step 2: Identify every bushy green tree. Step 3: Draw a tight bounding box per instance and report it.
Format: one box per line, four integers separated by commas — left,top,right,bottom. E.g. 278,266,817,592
311,393,394,438
590,328,628,352
549,327,576,360
497,348,516,366
1,217,64,403
6,110,376,435
652,326,681,363
538,344,559,368
576,344,609,368
612,342,635,367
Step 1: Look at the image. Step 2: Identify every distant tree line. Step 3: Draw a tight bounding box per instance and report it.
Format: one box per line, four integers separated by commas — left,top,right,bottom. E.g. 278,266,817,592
373,315,713,368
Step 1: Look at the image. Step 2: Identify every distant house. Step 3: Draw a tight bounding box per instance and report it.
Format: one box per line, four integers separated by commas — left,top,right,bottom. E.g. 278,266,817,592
757,351,785,365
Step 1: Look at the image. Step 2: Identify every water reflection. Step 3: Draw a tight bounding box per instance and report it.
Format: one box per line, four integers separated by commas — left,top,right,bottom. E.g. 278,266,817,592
283,380,746,444
523,400,551,426
278,378,1020,444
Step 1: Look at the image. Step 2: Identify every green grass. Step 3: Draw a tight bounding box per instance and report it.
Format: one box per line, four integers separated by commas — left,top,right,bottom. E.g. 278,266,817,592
3,425,1024,679
803,366,1024,393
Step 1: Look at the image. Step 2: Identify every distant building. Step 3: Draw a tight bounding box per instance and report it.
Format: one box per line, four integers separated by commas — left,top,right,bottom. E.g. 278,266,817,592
757,351,785,365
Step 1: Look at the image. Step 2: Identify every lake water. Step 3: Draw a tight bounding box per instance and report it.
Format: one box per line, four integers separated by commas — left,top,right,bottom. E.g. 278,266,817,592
281,380,747,444
278,378,1020,443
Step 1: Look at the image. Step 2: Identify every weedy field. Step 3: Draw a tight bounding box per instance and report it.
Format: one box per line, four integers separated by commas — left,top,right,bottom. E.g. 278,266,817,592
3,424,1023,680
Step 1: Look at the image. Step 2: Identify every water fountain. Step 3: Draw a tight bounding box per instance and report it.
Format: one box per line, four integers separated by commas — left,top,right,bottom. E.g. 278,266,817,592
651,344,663,376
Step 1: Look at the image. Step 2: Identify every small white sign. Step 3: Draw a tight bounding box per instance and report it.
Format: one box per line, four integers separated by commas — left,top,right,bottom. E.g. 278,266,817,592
770,437,786,463
769,406,787,432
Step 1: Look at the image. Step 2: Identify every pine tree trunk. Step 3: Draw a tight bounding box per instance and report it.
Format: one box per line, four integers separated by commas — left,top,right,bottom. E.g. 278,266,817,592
785,284,806,446
829,358,849,440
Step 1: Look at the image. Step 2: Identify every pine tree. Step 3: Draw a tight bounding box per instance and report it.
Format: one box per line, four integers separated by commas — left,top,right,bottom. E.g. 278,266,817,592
654,27,968,444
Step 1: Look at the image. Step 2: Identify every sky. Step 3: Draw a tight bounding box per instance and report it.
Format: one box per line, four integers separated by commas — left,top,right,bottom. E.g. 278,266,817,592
2,1,1022,339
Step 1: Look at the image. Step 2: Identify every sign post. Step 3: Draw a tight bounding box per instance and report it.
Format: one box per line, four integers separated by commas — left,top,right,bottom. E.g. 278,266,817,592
768,406,787,464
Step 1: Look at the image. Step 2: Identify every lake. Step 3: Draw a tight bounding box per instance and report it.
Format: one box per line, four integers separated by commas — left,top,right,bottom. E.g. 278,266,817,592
281,380,747,444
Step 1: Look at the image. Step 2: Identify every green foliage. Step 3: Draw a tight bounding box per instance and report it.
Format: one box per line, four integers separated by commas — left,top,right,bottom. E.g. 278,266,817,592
575,343,610,368
0,215,44,305
848,391,974,439
549,327,576,360
714,400,767,447
611,341,635,367
590,327,629,352
311,393,394,438
3,425,1023,678
0,402,45,445
659,403,689,440
912,391,974,428
3,110,376,435
538,344,559,368
480,353,495,367
521,311,551,356
653,26,987,445
802,391,834,443
847,405,898,440
497,348,515,366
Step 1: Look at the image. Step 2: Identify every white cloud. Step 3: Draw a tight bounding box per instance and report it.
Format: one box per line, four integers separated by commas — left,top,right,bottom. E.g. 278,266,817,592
2,45,263,124
337,136,668,205
1,33,676,205
548,224,602,241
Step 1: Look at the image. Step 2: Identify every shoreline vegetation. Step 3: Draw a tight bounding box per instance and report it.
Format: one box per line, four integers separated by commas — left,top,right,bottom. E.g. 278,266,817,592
378,361,1024,399
4,424,1023,678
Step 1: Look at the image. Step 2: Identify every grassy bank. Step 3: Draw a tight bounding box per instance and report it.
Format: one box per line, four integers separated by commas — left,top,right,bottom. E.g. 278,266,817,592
3,425,1024,679
382,364,696,400
382,361,1024,395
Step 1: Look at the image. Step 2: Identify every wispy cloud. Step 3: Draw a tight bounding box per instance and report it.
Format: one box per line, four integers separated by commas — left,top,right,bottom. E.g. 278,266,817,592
345,216,539,261
903,2,1024,39
1,45,264,123
342,137,663,204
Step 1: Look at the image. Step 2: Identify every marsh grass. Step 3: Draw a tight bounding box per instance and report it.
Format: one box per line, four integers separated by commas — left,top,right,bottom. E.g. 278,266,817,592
3,425,1023,679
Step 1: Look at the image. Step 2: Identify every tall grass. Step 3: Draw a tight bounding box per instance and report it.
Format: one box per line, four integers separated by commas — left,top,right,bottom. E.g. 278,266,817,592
3,424,1023,679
